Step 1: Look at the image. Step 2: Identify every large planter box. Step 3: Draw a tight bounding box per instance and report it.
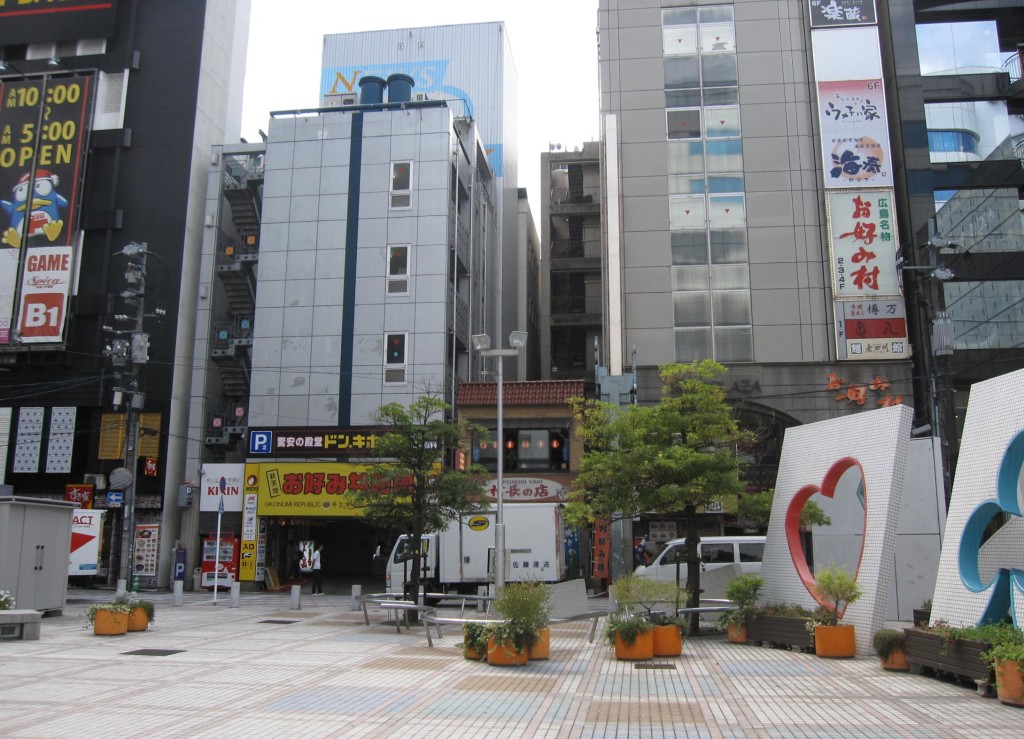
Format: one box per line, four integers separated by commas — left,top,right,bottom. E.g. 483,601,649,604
903,628,994,689
746,614,815,653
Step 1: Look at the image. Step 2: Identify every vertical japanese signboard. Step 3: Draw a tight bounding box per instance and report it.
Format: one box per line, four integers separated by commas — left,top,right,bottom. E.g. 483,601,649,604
808,6,908,360
0,76,93,345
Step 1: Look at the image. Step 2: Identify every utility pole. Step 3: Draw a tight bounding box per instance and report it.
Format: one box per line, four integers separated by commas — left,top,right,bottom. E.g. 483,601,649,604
104,242,160,590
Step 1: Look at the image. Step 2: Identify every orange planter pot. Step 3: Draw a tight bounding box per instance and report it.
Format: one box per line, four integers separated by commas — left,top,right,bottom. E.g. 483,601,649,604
881,649,910,672
487,637,528,666
462,626,485,660
652,625,682,657
528,627,551,660
726,623,747,644
614,630,654,660
92,610,128,636
127,608,149,632
996,659,1024,706
814,624,856,658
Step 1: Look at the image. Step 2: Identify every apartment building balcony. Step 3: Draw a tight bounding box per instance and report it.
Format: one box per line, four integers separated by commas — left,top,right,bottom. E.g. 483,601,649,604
550,295,602,327
549,185,601,214
549,238,602,271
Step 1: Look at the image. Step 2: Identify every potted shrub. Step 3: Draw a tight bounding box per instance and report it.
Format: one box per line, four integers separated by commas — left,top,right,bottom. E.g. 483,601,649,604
460,621,488,661
608,573,686,657
86,602,133,635
486,581,549,666
983,634,1024,706
115,592,155,632
604,610,655,660
913,599,932,628
719,574,763,643
903,620,1006,688
745,602,816,651
873,628,910,671
808,564,861,658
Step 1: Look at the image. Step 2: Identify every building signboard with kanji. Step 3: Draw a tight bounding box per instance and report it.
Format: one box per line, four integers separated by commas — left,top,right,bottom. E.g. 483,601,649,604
247,427,380,457
835,299,909,361
826,189,901,298
247,462,414,517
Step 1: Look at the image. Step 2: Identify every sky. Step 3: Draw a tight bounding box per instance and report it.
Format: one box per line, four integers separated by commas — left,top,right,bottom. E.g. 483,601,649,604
240,0,601,216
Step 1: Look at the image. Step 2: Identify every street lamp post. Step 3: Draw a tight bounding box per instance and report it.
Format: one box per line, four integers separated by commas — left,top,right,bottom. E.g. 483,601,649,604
471,330,527,591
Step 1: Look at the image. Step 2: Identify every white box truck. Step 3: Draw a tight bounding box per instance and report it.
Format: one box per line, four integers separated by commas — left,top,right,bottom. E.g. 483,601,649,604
382,502,565,596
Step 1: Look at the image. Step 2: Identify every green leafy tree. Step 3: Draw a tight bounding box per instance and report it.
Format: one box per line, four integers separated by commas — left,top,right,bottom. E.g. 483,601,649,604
738,489,832,530
567,360,748,632
345,393,486,604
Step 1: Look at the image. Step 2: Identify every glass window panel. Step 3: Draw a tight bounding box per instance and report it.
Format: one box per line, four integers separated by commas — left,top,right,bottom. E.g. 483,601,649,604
667,142,704,174
388,246,409,276
706,140,743,173
699,24,736,54
474,430,498,472
668,175,704,194
667,109,702,140
701,542,735,563
675,327,712,362
711,265,750,291
517,429,550,471
669,195,706,230
673,291,711,326
701,54,738,87
391,162,411,191
664,8,697,26
710,230,748,263
712,289,752,323
704,106,740,138
671,231,708,264
708,194,745,227
665,57,700,89
672,265,709,291
698,6,733,23
714,326,753,362
916,22,1002,76
706,175,743,193
663,26,697,56
703,87,738,105
666,89,702,108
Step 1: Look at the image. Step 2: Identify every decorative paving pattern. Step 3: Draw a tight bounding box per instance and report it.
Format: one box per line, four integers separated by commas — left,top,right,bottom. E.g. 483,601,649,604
454,675,558,692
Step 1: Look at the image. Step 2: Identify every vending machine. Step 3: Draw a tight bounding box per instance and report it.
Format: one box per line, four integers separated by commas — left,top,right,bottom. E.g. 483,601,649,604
201,533,239,589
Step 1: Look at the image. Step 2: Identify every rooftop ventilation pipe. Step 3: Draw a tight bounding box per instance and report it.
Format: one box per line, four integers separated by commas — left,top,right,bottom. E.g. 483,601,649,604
386,73,415,103
358,76,386,105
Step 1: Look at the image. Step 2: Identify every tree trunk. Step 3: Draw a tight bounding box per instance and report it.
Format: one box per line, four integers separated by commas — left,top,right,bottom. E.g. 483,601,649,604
684,504,701,635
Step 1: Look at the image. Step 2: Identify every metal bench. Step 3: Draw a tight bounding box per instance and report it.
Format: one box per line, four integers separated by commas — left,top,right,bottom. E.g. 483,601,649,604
421,612,505,647
423,592,494,617
358,593,436,633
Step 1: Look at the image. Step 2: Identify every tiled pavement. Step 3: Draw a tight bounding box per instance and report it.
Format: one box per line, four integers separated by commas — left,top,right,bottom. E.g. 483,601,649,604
2,589,1022,738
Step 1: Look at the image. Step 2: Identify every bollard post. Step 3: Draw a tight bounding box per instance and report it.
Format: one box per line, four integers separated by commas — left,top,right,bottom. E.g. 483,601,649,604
291,584,301,610
477,585,488,612
230,582,241,608
173,580,183,606
351,584,362,611
116,578,127,595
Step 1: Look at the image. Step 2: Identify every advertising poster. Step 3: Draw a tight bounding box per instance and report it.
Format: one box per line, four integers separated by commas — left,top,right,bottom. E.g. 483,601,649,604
808,0,876,28
199,463,245,512
592,519,611,582
246,462,415,517
238,492,259,582
133,524,160,578
18,245,74,343
65,482,94,508
0,76,94,344
68,508,104,576
826,188,901,298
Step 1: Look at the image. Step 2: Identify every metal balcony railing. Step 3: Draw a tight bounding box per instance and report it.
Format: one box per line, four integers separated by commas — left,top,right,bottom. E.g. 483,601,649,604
550,239,601,260
550,295,603,315
550,185,600,205
1002,51,1022,84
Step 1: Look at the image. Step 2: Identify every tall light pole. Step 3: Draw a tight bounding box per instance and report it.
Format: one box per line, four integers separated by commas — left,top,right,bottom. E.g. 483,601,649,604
471,330,527,591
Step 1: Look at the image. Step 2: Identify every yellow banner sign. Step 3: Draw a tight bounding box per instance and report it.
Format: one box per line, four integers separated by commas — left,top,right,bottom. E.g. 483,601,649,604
246,462,412,517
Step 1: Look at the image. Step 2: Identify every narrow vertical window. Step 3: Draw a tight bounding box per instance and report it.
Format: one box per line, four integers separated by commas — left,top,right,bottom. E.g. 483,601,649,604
387,245,410,295
390,161,412,209
383,333,407,384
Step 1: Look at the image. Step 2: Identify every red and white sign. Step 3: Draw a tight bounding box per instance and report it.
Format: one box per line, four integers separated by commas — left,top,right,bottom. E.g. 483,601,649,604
65,483,94,508
68,508,104,576
483,477,566,502
826,189,901,298
17,245,73,342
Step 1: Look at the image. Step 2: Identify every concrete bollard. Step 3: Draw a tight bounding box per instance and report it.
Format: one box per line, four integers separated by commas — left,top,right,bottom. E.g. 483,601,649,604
116,578,127,596
230,582,241,608
291,584,301,610
477,585,488,612
173,580,183,606
351,584,362,611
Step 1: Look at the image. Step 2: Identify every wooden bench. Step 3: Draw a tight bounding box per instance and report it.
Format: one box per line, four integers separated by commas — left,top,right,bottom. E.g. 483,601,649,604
546,579,608,643
358,593,436,633
0,609,42,640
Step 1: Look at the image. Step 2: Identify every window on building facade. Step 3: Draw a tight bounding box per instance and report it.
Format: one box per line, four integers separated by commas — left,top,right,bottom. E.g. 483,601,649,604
387,245,410,294
664,4,752,363
472,428,570,472
390,161,412,208
383,333,407,384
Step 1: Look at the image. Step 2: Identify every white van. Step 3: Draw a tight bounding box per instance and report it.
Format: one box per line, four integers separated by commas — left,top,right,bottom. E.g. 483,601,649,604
633,535,765,584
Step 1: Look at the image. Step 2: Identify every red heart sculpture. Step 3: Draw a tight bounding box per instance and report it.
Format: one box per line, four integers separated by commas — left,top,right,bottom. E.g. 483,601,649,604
785,457,866,615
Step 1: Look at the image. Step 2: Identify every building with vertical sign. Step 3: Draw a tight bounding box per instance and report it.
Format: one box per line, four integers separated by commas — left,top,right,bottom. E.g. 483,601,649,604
0,1,251,588
596,0,1022,497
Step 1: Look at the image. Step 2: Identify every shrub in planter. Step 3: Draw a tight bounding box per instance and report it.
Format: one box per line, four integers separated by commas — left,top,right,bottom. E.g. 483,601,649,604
86,602,133,635
807,565,861,658
604,610,654,660
745,602,816,651
485,581,550,665
873,628,909,671
460,622,488,660
115,592,155,631
913,599,932,628
607,574,686,658
983,639,1024,706
718,574,763,643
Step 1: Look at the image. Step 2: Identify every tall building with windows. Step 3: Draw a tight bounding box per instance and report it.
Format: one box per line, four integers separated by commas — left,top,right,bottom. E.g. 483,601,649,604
597,0,1022,494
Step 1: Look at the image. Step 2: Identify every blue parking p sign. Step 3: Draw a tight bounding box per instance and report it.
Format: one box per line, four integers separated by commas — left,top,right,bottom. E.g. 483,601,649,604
250,431,272,454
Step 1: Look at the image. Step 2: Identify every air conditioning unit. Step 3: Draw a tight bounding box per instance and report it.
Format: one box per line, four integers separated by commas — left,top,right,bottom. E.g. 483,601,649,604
84,473,108,490
414,93,429,102
323,93,358,107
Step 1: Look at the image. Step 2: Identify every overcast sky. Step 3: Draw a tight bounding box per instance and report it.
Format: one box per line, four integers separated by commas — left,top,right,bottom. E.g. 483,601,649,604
241,0,601,216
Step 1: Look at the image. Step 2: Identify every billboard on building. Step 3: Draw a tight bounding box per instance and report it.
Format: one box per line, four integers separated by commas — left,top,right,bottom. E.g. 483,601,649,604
246,461,413,517
0,76,94,345
0,0,118,45
835,299,909,361
807,0,876,28
826,189,901,299
200,463,245,512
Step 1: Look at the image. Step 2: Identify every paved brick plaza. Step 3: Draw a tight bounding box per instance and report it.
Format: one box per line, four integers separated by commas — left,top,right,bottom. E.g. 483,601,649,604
1,589,1021,738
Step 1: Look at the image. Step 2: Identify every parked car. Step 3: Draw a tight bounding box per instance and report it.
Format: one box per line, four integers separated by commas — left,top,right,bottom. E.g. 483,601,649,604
633,536,765,584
